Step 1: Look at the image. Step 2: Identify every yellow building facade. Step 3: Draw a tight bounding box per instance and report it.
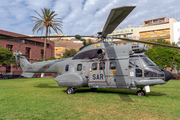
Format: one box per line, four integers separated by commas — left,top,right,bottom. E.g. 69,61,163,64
140,29,170,41
109,17,178,43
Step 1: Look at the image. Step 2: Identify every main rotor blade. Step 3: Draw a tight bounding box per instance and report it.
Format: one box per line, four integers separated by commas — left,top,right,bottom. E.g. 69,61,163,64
15,56,18,69
102,6,136,38
7,56,14,63
113,37,180,49
27,58,41,60
0,36,94,40
17,40,23,52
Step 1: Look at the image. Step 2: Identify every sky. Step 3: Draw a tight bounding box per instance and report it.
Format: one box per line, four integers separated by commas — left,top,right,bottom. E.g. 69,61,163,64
0,0,180,36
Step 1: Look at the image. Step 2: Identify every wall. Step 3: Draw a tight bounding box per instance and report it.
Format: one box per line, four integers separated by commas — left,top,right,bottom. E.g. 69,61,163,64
0,40,55,74
173,22,180,43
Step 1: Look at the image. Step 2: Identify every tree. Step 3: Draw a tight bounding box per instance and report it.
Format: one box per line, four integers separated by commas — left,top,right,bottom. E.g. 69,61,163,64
0,47,15,67
75,35,81,39
87,39,93,44
31,8,63,61
147,38,178,49
147,38,171,45
80,38,85,41
80,38,93,46
146,47,180,71
62,49,77,58
145,38,180,71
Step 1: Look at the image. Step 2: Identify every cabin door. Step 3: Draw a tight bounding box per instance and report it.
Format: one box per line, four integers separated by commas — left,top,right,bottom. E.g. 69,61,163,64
129,58,143,87
107,60,129,87
89,61,106,82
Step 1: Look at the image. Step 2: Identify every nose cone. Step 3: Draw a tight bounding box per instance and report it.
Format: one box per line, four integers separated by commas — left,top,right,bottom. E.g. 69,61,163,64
164,70,173,81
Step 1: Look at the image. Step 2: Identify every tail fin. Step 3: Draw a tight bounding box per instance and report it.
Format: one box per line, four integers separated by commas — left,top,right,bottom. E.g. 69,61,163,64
18,56,31,72
9,41,36,78
18,56,35,78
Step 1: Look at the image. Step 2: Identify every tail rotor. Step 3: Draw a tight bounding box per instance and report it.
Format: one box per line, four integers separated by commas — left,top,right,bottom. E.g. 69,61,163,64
7,40,26,69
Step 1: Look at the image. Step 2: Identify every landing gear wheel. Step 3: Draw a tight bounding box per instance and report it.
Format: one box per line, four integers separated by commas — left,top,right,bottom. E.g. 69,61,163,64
141,90,146,96
91,88,97,91
67,87,75,94
136,90,145,96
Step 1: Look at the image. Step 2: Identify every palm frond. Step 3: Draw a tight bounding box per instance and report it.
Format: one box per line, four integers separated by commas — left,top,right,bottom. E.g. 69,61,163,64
56,26,63,34
52,26,58,34
41,8,46,20
52,20,63,23
31,16,42,21
50,11,55,17
51,14,58,19
52,24,62,27
34,10,44,20
32,23,41,33
55,18,62,20
35,20,44,24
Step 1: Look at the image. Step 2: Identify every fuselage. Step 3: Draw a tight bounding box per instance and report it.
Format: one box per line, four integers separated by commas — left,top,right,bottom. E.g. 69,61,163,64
19,42,173,89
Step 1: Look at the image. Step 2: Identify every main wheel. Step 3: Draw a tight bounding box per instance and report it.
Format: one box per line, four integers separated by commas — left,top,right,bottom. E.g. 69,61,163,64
136,90,145,96
141,90,146,96
67,87,75,94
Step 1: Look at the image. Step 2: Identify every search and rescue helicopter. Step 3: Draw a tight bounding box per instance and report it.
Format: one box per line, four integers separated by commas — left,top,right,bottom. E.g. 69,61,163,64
0,6,177,96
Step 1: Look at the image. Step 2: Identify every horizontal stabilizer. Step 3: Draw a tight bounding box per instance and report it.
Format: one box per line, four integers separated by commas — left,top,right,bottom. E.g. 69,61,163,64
21,72,35,78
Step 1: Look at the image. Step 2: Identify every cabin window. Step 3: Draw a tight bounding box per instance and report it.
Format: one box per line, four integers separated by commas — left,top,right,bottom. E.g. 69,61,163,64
110,61,116,69
91,63,97,70
65,65,69,72
99,62,105,70
77,64,82,71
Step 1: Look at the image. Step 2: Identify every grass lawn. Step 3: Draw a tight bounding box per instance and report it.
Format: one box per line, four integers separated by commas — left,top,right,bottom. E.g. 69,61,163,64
0,78,180,120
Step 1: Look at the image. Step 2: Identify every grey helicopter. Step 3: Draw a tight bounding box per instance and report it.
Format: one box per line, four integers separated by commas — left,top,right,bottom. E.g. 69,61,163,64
1,6,176,96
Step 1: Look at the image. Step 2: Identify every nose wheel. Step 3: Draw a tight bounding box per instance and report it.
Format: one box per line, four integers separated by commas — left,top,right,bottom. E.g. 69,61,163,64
67,87,76,94
136,90,145,96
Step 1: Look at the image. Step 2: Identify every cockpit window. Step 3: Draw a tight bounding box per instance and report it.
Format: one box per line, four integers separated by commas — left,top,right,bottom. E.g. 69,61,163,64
141,57,156,66
129,59,141,68
144,70,157,77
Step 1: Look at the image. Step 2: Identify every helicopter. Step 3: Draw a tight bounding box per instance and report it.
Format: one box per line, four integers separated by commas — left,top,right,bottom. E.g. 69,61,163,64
1,6,176,96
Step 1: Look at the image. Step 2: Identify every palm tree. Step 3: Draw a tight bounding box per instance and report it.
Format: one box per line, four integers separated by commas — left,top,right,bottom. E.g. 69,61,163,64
31,8,63,61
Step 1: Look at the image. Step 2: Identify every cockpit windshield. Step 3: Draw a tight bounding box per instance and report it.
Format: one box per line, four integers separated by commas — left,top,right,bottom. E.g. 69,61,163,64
141,57,156,66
